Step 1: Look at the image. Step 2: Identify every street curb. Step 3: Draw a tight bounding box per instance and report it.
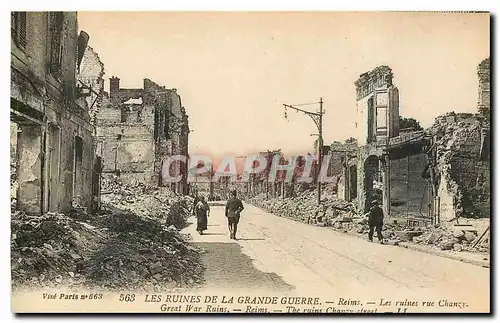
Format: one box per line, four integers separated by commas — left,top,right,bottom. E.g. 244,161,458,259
248,203,490,269
397,242,490,268
327,227,490,268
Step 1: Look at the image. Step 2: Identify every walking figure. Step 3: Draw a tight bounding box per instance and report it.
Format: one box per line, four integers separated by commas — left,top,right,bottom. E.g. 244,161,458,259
225,190,244,240
195,195,210,235
366,200,384,244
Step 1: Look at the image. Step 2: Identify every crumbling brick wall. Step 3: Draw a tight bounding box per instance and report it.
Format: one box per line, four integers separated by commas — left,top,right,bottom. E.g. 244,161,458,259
429,112,490,219
96,78,189,189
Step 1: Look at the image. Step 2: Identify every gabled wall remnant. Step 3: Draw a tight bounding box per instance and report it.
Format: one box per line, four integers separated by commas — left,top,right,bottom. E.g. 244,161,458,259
77,46,105,126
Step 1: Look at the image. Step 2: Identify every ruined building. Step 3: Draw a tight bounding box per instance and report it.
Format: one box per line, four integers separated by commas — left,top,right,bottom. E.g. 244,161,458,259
95,77,189,194
424,57,491,221
11,12,98,214
426,112,490,221
338,61,490,226
352,66,402,215
337,66,433,224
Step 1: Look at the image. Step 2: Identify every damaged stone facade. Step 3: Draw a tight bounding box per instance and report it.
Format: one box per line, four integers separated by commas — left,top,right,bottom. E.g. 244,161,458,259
354,65,400,145
338,61,491,225
422,58,491,221
11,12,96,214
353,66,401,215
95,77,189,193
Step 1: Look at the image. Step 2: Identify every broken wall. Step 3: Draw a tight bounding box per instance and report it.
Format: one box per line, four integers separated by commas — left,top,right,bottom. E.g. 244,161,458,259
429,112,490,220
96,104,156,186
96,77,189,189
77,46,105,125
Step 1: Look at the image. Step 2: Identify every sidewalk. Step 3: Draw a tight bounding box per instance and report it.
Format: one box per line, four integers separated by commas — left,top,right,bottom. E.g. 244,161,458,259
327,226,490,268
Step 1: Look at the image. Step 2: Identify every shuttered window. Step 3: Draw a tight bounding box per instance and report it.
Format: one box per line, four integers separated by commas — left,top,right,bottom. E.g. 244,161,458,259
11,12,27,49
49,12,64,75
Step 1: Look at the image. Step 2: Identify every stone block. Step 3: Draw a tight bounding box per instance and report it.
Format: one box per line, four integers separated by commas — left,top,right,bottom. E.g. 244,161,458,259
439,239,454,250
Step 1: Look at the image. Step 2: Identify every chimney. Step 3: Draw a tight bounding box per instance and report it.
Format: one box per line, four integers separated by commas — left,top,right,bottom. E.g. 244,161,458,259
110,76,120,100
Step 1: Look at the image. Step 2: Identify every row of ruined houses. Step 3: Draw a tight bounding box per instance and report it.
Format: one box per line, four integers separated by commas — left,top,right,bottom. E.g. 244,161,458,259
240,62,490,225
10,11,190,215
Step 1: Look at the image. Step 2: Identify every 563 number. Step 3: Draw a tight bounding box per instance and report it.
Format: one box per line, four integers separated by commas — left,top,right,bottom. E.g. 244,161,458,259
119,294,136,302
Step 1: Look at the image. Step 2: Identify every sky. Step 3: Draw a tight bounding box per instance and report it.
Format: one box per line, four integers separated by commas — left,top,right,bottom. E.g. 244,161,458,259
78,12,490,157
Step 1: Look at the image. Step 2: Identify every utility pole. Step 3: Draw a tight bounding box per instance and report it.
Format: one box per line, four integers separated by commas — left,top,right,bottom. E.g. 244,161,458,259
318,98,323,205
209,165,214,200
282,98,325,205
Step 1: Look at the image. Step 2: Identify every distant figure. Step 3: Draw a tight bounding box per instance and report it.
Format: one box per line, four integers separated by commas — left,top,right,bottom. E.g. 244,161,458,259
192,192,200,216
366,200,384,243
225,190,244,240
195,195,210,235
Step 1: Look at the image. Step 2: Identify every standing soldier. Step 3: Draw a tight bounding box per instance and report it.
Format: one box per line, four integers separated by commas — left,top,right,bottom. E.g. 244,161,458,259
225,190,244,240
366,200,384,244
195,195,210,235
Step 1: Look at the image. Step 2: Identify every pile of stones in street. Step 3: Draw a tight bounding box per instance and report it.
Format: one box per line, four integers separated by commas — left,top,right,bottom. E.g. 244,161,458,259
11,182,204,292
249,190,356,226
339,218,488,253
11,210,105,290
250,191,489,254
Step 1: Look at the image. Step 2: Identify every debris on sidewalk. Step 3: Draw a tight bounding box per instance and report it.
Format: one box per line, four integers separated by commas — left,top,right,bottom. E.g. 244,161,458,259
249,192,489,257
11,182,204,292
11,210,105,289
249,191,356,226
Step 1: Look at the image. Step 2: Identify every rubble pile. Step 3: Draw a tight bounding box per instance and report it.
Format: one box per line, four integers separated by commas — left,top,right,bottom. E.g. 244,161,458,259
331,217,489,254
85,208,204,291
101,176,193,229
250,190,489,255
249,191,356,226
12,185,204,291
11,210,105,289
412,225,489,253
